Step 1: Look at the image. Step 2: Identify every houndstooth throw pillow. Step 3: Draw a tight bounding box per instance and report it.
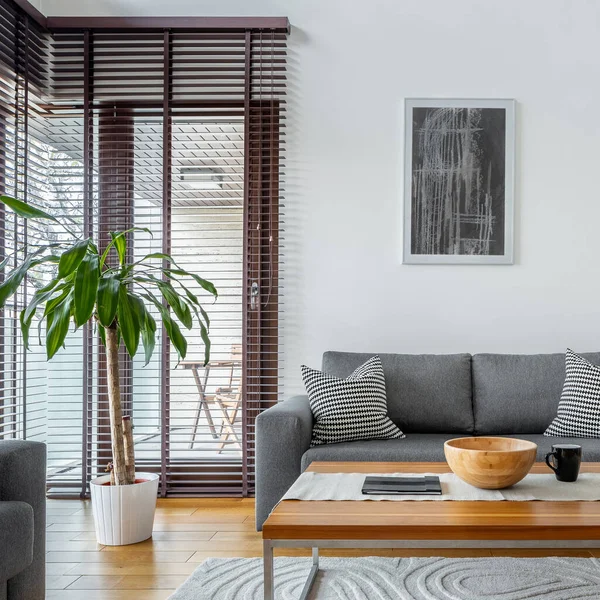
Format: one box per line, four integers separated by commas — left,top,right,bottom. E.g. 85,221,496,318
545,349,600,438
301,355,405,446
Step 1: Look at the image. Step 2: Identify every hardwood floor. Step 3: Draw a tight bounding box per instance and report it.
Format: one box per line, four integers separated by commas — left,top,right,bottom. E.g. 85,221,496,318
46,497,599,599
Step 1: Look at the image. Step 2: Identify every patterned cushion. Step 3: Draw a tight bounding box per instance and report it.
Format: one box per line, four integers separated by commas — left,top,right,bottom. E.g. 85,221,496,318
301,355,405,446
545,349,600,438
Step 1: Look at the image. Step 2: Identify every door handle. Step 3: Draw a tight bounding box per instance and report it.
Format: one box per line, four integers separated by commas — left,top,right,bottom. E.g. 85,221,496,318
250,281,259,310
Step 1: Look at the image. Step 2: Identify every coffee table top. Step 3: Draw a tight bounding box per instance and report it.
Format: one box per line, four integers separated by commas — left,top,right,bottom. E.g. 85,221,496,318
262,462,600,541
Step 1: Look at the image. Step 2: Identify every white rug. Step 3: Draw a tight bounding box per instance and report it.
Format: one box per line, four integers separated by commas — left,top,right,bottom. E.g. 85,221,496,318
168,556,600,599
281,472,600,501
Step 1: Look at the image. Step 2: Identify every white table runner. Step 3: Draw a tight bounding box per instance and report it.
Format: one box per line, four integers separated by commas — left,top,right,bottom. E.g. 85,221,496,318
282,472,600,502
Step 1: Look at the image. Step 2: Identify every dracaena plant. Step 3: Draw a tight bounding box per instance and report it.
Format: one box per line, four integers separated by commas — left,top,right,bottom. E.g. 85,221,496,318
0,195,217,485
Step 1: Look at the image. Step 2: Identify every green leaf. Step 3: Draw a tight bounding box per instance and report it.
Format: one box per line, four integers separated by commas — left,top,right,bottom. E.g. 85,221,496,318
97,274,120,327
37,275,65,296
29,255,60,270
0,258,34,308
160,267,217,299
21,278,70,348
140,306,157,366
162,312,187,361
198,304,210,330
0,195,58,222
58,238,90,279
164,268,217,299
0,253,60,309
169,279,210,330
121,252,175,278
164,269,187,277
131,273,163,287
158,281,192,329
22,283,69,338
137,252,173,263
175,300,192,330
100,227,152,268
46,294,73,359
20,309,31,349
139,290,164,313
117,287,140,358
133,274,193,329
98,323,106,347
190,274,218,298
181,285,199,306
24,289,54,324
74,253,99,326
43,286,72,318
30,242,71,255
128,293,145,319
184,296,200,325
110,232,127,266
200,322,211,366
141,293,187,362
37,312,45,346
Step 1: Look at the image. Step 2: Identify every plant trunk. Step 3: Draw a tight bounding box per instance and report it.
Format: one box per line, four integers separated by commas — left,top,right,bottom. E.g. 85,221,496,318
123,415,136,482
105,325,134,485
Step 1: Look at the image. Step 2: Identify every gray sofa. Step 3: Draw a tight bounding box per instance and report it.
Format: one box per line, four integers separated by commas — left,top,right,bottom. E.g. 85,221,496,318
256,351,600,529
0,440,46,600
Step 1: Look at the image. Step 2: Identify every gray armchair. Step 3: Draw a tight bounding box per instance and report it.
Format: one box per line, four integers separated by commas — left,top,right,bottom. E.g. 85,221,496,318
0,440,46,600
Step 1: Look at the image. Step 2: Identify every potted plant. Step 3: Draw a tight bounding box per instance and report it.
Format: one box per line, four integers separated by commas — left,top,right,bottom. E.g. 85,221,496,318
0,195,216,545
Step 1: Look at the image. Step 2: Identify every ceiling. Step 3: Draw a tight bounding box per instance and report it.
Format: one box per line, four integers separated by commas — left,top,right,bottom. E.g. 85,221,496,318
37,0,285,18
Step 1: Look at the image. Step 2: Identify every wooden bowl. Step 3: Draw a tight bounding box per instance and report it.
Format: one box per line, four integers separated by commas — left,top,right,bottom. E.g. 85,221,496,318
444,437,537,489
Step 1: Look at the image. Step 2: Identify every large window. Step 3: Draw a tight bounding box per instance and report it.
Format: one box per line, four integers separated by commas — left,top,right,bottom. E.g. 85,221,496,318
0,1,288,497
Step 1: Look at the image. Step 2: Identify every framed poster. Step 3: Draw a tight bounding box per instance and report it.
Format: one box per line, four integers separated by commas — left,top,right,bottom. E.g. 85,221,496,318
403,98,515,264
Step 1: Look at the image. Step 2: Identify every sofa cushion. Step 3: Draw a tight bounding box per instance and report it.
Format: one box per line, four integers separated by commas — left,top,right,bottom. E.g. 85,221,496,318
545,350,600,438
301,434,463,470
322,352,473,434
301,433,600,472
302,356,405,446
493,434,600,462
0,501,34,582
472,352,600,435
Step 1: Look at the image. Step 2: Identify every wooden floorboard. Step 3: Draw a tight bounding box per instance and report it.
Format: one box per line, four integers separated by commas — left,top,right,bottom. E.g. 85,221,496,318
45,497,596,598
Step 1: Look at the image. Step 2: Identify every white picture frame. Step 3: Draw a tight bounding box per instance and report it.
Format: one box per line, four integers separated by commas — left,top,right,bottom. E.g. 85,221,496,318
403,98,516,265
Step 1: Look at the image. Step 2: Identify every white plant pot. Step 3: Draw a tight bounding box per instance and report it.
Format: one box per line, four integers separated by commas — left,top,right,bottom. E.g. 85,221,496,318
90,472,159,546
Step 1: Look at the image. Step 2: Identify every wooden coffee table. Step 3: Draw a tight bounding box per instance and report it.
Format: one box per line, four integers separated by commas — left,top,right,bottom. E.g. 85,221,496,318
262,461,600,600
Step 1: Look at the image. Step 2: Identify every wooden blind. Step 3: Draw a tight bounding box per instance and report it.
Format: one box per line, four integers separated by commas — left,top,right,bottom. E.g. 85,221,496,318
244,30,285,495
0,0,52,448
0,3,288,498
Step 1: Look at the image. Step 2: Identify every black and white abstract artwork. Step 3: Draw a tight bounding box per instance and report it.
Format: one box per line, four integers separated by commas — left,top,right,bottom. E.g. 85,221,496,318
403,99,515,264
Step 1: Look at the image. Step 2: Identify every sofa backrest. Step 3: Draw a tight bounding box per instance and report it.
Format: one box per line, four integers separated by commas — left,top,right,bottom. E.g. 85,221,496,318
322,351,473,434
472,352,600,434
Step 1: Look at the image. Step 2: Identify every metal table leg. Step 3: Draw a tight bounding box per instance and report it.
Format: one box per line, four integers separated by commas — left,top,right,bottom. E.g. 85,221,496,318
299,547,319,600
263,542,319,600
264,540,274,600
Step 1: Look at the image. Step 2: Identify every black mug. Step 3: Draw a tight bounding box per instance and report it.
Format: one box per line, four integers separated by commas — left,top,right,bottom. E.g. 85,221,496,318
545,444,582,482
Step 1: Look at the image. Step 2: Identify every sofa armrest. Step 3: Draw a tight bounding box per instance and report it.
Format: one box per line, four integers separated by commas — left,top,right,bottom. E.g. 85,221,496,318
0,440,46,600
255,395,313,530
0,501,34,583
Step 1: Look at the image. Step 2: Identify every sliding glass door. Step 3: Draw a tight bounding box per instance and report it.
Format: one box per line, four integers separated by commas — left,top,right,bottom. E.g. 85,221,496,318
39,114,247,495
0,6,287,497
127,118,246,494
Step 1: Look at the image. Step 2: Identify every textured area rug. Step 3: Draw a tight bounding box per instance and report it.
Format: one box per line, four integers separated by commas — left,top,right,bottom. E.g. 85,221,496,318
168,556,600,599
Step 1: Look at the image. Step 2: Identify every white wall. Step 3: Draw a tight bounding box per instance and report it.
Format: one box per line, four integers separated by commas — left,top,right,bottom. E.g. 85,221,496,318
39,0,600,396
